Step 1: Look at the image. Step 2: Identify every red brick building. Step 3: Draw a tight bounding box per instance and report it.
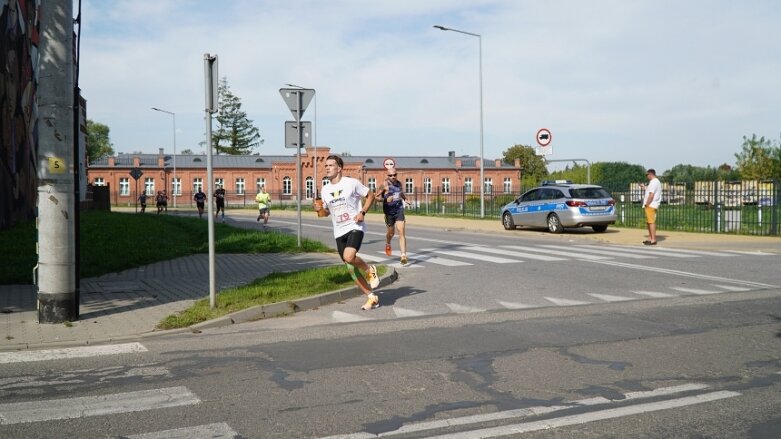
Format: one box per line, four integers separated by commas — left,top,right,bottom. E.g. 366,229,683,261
87,147,524,207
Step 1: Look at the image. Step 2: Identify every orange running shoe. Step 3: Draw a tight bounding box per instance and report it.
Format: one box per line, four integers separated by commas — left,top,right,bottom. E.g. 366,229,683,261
384,243,392,256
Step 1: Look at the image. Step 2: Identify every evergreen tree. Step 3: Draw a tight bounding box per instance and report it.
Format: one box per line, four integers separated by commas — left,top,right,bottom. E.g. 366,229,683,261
212,77,263,155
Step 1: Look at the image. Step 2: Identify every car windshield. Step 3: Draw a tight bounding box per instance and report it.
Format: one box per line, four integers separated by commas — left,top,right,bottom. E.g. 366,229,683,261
569,187,612,199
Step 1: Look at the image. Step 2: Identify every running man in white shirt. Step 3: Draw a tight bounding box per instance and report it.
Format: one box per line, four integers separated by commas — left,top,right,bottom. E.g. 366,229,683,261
314,155,381,310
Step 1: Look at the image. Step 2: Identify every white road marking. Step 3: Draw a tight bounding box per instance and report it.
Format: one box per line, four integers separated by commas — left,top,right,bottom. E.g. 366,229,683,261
361,253,392,263
575,244,698,258
0,386,199,425
318,383,712,439
446,303,486,314
421,248,521,264
539,245,654,259
641,247,736,257
0,342,147,364
712,284,753,292
497,301,539,310
544,297,591,306
500,246,611,260
459,246,566,261
423,391,740,438
671,287,721,295
331,311,372,323
587,259,777,288
587,293,635,302
393,307,427,318
405,252,472,267
723,250,776,255
126,422,239,439
632,290,676,298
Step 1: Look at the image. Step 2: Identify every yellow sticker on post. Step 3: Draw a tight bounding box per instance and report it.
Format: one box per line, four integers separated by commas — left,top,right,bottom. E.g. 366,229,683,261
48,157,66,173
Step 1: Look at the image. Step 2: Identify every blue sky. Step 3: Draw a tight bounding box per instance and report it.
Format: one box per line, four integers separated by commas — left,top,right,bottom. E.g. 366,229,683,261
79,0,781,173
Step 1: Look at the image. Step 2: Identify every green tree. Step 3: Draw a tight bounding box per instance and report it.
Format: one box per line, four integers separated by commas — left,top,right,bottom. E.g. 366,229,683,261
85,119,114,163
180,148,194,155
212,77,263,155
502,144,548,189
734,134,780,179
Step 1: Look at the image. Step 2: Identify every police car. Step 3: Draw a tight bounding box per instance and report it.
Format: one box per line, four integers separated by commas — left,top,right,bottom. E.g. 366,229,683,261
501,180,617,233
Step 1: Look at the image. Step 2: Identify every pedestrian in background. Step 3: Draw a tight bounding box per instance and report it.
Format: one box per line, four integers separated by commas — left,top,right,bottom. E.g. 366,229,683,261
193,188,206,218
314,155,380,310
641,168,662,245
155,191,165,214
214,185,226,223
255,186,271,227
376,167,409,265
138,192,147,213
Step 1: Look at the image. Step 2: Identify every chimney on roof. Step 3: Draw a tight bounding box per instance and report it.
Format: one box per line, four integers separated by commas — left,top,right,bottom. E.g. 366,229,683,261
495,159,502,167
448,151,455,161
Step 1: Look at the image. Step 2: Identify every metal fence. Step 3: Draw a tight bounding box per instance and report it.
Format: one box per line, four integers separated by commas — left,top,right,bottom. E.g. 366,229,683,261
105,180,781,236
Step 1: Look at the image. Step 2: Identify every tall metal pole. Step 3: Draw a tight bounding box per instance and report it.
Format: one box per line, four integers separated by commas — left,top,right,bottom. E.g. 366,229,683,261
151,107,177,207
37,0,76,323
286,84,317,197
434,25,485,217
204,54,219,308
296,92,303,247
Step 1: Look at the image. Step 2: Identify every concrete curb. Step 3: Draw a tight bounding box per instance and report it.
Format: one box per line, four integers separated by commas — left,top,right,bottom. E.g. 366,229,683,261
187,266,399,331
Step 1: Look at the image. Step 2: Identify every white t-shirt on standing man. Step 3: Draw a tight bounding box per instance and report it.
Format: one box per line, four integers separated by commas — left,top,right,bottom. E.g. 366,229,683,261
643,177,662,209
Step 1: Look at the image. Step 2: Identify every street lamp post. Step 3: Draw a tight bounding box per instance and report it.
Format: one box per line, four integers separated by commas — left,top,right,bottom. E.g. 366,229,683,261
285,83,317,198
433,25,484,218
151,107,177,207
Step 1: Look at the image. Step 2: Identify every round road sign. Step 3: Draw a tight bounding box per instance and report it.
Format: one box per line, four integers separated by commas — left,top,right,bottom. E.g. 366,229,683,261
536,128,552,147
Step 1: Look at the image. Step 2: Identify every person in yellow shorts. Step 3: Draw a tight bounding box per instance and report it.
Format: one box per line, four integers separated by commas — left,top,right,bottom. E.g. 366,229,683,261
640,168,662,245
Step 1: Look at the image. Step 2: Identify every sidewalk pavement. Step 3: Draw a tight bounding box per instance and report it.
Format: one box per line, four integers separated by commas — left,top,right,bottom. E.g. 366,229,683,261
2,209,779,352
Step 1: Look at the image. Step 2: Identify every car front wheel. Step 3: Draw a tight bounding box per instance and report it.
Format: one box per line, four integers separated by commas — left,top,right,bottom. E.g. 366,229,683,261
502,212,516,230
547,214,564,233
592,225,608,233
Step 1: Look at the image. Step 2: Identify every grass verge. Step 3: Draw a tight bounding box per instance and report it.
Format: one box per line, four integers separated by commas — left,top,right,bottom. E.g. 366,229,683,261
157,265,388,329
0,210,332,284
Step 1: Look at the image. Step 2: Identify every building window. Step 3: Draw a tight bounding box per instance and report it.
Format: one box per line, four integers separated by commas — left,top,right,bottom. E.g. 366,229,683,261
93,177,105,186
424,178,432,194
119,178,129,196
368,177,376,193
144,178,155,195
503,177,512,193
236,178,245,195
484,178,493,194
405,178,414,194
283,176,292,195
172,177,181,196
214,178,224,191
193,177,203,193
256,178,266,193
442,177,450,194
306,177,314,199
464,177,473,194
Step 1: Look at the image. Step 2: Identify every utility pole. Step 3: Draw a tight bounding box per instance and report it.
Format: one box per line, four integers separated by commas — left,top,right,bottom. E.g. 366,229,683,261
37,0,77,323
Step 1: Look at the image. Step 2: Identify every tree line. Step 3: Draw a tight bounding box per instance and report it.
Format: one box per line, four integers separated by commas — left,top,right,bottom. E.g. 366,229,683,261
503,133,781,193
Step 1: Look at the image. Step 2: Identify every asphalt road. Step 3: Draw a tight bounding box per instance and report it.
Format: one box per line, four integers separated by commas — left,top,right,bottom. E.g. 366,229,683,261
1,212,779,438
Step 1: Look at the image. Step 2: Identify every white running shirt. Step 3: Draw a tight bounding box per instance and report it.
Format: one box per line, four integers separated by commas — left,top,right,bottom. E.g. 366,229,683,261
321,176,370,238
643,177,662,208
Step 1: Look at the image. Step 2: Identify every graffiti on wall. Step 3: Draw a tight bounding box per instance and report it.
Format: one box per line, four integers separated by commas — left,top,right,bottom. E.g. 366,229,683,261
1,0,39,230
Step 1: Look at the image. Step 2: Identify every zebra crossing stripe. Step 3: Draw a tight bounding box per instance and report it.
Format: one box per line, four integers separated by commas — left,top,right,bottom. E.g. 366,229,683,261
633,290,676,298
544,297,591,306
641,246,736,257
587,293,635,302
422,248,520,264
670,287,721,295
539,245,654,259
125,422,239,439
331,311,371,323
405,252,472,266
576,245,698,258
497,301,539,310
393,307,427,318
712,284,752,292
460,246,566,261
500,246,611,260
446,303,486,314
0,342,148,364
0,386,199,425
360,253,390,263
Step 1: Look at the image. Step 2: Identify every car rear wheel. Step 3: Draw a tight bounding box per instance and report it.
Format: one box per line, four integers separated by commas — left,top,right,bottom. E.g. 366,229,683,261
547,214,564,233
592,225,608,233
502,212,516,230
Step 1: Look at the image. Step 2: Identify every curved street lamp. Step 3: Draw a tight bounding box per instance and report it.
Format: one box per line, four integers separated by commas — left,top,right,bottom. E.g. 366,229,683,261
151,107,177,207
433,25,485,218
